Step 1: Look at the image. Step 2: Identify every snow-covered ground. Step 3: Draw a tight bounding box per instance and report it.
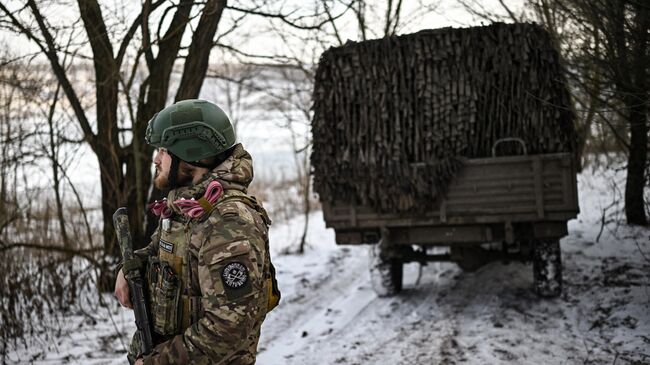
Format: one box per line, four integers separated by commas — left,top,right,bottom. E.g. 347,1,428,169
5,166,650,364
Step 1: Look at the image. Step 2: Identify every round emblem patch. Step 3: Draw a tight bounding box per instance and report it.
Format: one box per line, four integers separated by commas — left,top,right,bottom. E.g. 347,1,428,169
221,262,249,289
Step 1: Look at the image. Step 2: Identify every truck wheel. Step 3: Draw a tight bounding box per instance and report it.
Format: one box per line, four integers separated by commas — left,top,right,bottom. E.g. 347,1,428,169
369,244,403,297
532,239,562,298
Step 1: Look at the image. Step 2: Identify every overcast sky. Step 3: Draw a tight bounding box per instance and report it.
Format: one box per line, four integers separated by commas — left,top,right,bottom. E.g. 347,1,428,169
1,0,526,65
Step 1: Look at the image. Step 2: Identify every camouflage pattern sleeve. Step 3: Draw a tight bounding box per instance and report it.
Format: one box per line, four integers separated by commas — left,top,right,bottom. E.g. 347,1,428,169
142,212,266,365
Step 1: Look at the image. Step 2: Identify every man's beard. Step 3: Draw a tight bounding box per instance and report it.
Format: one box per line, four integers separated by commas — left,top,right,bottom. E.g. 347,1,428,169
153,168,169,189
153,167,193,189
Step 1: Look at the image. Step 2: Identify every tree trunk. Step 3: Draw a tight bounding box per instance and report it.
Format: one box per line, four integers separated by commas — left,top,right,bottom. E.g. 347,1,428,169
624,102,648,225
96,145,125,291
3,0,230,292
623,2,649,226
78,0,125,291
132,0,193,248
125,126,155,249
144,0,227,240
176,0,227,101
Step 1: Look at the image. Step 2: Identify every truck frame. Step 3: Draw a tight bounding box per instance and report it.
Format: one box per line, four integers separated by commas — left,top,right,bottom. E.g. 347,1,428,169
321,140,579,297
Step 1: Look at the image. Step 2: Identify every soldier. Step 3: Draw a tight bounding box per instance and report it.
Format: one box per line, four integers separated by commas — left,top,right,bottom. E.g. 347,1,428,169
114,99,280,365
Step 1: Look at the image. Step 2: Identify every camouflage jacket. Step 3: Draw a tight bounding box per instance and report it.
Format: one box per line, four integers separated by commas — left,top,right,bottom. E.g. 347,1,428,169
135,144,275,365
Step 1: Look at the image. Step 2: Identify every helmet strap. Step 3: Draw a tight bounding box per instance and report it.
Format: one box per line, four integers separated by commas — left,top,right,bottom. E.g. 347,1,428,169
168,153,181,189
167,146,236,189
184,160,215,169
184,146,236,170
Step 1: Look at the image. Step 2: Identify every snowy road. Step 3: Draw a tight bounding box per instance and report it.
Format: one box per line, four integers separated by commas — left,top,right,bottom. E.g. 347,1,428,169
257,167,650,365
258,214,649,365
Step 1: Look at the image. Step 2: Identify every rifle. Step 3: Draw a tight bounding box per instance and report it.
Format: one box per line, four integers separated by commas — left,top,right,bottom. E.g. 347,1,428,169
113,207,154,356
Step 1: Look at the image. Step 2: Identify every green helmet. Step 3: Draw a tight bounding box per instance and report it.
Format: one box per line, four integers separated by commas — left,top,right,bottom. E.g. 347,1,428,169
145,99,236,162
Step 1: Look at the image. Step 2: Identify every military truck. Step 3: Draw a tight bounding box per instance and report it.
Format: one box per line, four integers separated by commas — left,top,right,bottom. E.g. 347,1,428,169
311,23,579,298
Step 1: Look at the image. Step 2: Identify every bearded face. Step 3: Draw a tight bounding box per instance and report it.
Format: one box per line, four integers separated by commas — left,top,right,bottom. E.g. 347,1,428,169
153,148,193,189
153,164,169,189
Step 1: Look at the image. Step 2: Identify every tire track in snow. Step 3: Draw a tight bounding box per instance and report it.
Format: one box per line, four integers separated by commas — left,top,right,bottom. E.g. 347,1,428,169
281,261,465,365
258,246,374,363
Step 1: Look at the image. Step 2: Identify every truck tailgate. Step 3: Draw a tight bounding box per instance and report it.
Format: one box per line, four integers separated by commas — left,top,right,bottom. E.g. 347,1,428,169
322,153,579,229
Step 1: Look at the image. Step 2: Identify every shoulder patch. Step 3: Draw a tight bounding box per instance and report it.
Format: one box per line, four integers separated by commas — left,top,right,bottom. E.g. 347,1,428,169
221,261,249,289
219,260,253,300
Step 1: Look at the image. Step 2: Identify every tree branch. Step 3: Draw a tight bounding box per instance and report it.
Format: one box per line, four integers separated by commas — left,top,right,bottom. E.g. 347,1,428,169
497,0,519,22
384,0,393,36
141,0,156,70
214,42,299,63
0,1,97,150
0,241,102,268
116,0,165,68
226,4,348,31
390,0,404,35
176,0,227,100
323,1,344,46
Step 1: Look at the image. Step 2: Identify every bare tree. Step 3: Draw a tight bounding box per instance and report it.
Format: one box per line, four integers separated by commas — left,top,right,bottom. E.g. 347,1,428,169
206,61,261,134
531,0,649,225
0,0,230,289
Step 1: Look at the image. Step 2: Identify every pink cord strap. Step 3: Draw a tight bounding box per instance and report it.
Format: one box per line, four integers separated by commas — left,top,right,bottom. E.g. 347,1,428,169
174,180,224,218
149,199,173,219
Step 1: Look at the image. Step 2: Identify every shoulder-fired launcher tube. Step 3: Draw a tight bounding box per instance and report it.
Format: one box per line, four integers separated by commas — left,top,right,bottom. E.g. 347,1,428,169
113,207,154,356
113,207,135,262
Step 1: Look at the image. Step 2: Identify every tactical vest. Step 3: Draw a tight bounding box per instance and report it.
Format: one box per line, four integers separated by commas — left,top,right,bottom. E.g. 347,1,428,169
146,191,280,337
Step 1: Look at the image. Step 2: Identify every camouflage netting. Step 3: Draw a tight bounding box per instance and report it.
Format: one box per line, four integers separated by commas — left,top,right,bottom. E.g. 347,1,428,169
311,22,576,213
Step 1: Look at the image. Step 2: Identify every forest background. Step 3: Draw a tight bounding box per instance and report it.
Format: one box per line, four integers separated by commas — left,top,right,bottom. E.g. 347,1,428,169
0,0,648,362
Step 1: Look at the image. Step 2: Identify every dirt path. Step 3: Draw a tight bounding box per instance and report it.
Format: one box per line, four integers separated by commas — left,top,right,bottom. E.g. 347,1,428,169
258,226,650,365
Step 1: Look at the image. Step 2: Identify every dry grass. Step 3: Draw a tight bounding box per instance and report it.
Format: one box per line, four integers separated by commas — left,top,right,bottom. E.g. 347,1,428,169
0,196,103,362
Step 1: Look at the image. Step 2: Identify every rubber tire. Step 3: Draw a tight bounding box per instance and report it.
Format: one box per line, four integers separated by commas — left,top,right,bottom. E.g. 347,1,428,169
532,239,562,298
369,244,403,297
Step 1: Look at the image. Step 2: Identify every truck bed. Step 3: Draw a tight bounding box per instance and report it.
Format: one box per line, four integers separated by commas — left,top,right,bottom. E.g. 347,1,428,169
322,153,579,245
